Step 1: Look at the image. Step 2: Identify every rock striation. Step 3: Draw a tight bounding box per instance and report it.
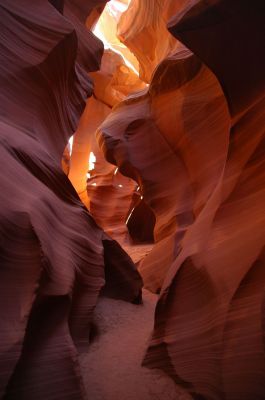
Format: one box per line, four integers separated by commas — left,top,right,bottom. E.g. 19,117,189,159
1,1,265,399
96,1,265,399
0,1,142,399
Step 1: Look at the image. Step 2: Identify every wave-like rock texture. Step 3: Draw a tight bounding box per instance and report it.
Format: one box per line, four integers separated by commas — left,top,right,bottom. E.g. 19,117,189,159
117,0,189,82
93,0,139,74
98,49,229,291
0,1,142,399
69,48,147,243
97,1,265,399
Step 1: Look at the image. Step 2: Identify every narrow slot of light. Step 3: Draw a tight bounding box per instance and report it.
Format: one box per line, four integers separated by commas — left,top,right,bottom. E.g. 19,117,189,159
88,151,96,171
108,1,128,18
114,167,118,175
92,0,139,76
68,135,74,156
126,208,134,225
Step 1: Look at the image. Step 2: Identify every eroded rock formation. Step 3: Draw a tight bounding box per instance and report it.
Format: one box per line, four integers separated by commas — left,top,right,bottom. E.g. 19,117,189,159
1,0,265,400
96,1,265,399
0,1,142,399
68,48,147,243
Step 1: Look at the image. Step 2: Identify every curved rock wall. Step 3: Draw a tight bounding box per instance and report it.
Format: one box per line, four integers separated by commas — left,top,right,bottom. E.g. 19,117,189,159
96,1,265,399
0,1,142,399
1,0,265,399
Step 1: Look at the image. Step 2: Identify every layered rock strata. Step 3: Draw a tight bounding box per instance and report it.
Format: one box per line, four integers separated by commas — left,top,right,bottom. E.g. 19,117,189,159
0,1,142,399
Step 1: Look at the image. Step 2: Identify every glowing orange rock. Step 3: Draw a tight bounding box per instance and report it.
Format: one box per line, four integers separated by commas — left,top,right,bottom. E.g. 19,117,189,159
96,1,265,399
69,48,145,242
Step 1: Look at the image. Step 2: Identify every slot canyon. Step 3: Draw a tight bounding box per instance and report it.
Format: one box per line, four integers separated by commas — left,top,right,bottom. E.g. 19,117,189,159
0,1,265,399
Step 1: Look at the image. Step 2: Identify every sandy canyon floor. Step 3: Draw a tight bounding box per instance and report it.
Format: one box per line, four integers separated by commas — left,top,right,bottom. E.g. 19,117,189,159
80,287,192,400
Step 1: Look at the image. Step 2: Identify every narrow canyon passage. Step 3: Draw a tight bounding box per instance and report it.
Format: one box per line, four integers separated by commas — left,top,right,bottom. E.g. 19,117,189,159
0,1,265,400
80,288,191,400
78,242,191,400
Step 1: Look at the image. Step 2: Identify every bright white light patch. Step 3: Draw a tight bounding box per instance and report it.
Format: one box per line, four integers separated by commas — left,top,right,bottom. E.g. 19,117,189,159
126,209,134,225
107,0,128,18
89,151,96,171
92,0,139,75
68,135,74,156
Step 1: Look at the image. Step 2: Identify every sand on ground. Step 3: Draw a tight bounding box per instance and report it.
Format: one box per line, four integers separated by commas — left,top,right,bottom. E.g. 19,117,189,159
80,289,192,400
